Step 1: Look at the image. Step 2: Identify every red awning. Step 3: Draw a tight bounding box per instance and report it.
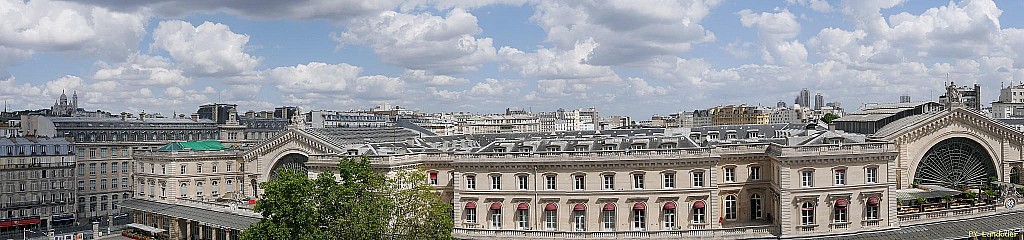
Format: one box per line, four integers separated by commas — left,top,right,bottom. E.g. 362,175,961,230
465,202,477,209
429,172,437,179
836,199,848,208
517,203,529,210
835,169,845,173
545,203,558,211
633,202,646,210
490,202,502,210
603,203,615,211
573,203,586,211
663,202,676,210
868,196,879,205
0,218,41,228
693,201,705,209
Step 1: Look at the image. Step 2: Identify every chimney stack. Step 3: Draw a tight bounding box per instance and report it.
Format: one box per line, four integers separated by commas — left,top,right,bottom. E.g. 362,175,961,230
139,111,145,121
191,113,199,122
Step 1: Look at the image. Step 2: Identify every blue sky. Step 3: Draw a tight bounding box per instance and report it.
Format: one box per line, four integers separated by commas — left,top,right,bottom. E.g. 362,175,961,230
2,0,1024,118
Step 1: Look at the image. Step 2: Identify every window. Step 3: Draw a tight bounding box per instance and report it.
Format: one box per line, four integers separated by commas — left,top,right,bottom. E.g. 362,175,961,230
750,166,761,180
465,208,477,224
663,173,675,189
544,209,557,230
77,181,84,190
801,171,813,187
226,162,233,172
692,171,705,187
724,167,735,182
121,178,128,189
491,175,501,190
663,207,676,230
545,175,556,190
77,164,84,175
603,174,614,190
197,163,203,173
573,209,586,231
602,207,615,231
196,182,204,197
834,169,846,185
751,194,762,220
574,175,585,190
212,163,218,173
692,202,706,224
516,209,529,230
465,175,476,190
491,209,502,229
866,167,878,183
89,163,96,174
724,195,737,220
89,180,96,190
633,173,644,189
632,208,646,231
517,175,528,190
801,202,815,225
111,178,118,189
180,164,187,174
122,161,128,173
866,203,879,220
834,204,847,223
211,181,219,196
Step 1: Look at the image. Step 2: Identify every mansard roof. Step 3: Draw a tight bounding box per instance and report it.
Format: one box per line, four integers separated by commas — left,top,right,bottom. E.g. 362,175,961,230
158,140,229,151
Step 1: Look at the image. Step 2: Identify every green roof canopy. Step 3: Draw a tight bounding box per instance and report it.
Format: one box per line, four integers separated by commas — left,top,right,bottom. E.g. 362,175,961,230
158,140,229,151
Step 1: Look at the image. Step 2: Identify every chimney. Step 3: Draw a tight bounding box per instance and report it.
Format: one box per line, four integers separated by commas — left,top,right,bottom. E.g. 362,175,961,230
191,113,199,122
139,111,145,121
120,112,127,121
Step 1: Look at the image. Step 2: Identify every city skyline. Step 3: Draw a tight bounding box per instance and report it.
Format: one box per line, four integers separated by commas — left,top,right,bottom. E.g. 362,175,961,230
1,0,1024,117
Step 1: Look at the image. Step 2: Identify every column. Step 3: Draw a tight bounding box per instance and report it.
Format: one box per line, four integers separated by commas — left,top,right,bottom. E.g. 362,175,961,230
186,221,192,240
212,228,219,240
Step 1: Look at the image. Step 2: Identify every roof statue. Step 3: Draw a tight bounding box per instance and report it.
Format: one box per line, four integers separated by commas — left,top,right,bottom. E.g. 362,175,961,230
946,81,964,109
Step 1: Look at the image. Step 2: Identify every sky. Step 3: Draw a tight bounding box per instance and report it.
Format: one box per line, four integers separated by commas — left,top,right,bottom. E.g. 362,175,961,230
1,0,1024,118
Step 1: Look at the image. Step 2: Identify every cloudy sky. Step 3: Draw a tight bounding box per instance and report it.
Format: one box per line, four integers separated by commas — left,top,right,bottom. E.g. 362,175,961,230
1,0,1024,117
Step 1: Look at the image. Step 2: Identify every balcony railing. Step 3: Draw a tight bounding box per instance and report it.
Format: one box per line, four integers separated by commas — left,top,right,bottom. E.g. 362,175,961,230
897,203,997,224
768,142,894,157
452,225,780,239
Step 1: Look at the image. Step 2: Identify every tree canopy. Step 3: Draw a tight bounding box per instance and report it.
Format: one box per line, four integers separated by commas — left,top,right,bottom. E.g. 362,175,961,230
240,156,453,240
820,113,840,124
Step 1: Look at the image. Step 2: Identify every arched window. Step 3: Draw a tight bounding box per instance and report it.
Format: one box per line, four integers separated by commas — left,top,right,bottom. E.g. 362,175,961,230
196,182,205,197
692,201,706,224
602,203,616,231
750,193,762,220
833,199,848,223
865,196,880,220
544,203,558,230
662,202,676,230
724,195,737,220
227,179,234,193
179,183,188,198
632,202,646,231
490,202,502,229
515,203,529,230
801,202,815,225
573,204,586,232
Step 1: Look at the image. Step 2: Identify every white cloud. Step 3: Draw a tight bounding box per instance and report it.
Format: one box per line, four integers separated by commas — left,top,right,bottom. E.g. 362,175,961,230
336,9,497,74
498,39,618,80
738,9,806,66
0,0,147,68
402,69,470,86
530,0,718,65
93,53,191,86
626,77,667,97
787,0,833,12
267,62,406,100
151,20,261,77
68,0,401,22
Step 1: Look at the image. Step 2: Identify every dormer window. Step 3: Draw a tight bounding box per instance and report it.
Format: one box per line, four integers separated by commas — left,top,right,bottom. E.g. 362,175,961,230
602,145,616,151
517,147,532,152
493,147,506,153
829,138,842,145
726,133,737,139
659,143,674,149
747,131,758,139
630,144,645,150
573,146,587,152
546,146,561,152
709,133,719,139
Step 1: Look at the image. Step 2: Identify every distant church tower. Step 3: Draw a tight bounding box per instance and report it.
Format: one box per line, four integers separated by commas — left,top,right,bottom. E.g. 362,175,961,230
50,90,80,116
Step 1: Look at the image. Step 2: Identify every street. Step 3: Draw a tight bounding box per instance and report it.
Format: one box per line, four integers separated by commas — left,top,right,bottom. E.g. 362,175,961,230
0,217,132,240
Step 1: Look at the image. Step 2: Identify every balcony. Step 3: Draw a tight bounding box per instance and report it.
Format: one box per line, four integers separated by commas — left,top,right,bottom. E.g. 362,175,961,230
897,203,997,224
452,225,780,239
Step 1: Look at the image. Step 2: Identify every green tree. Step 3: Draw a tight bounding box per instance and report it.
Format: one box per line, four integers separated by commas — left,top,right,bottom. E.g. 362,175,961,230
820,113,840,124
240,156,452,240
